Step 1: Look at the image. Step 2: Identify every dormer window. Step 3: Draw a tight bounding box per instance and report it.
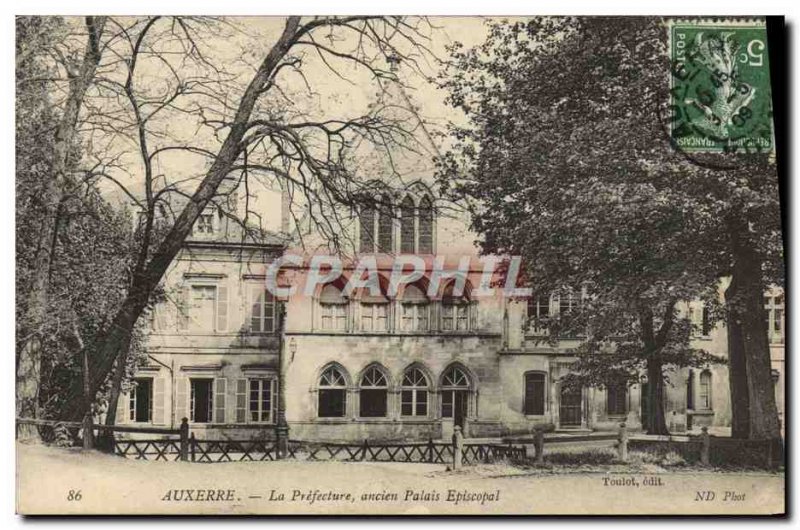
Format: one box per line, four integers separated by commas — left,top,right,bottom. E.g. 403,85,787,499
400,282,430,332
441,281,471,332
319,281,348,331
196,213,214,234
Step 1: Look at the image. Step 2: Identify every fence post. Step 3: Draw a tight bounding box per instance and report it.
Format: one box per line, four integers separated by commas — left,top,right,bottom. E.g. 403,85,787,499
617,422,628,463
452,425,464,470
82,413,94,450
534,429,545,465
179,417,189,462
427,436,434,463
700,427,710,466
361,438,369,461
190,433,197,462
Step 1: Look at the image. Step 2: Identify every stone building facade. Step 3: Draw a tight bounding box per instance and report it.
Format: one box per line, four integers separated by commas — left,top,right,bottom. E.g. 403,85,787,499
115,81,785,443
115,192,785,442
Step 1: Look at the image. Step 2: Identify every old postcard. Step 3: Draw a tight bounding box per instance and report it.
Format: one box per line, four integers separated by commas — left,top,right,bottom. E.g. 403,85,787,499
14,14,786,516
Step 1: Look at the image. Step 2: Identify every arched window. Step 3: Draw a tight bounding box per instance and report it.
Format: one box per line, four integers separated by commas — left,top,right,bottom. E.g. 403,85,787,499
699,370,712,410
418,196,434,254
441,281,471,331
400,195,416,253
441,365,471,423
606,384,627,416
360,278,390,332
318,365,348,418
401,282,429,332
359,365,389,417
319,282,348,331
377,194,394,253
358,204,376,253
401,367,430,417
524,372,546,416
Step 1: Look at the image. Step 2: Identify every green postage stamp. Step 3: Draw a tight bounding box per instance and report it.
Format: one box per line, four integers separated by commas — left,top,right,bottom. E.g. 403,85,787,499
669,19,773,153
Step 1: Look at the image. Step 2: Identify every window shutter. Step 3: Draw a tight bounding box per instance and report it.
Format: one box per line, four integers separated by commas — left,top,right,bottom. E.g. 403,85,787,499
216,284,228,332
272,379,278,423
176,377,189,422
154,306,167,331
153,377,166,425
236,378,247,424
116,390,129,424
178,286,189,331
214,378,227,424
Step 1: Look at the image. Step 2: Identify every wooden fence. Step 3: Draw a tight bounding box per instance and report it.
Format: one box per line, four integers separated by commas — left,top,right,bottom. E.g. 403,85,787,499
297,439,525,464
16,417,524,466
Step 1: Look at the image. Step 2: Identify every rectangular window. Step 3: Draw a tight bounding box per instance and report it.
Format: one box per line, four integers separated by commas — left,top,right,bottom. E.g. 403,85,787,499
689,303,712,336
441,305,454,331
765,294,785,344
129,378,153,423
321,304,347,331
524,372,546,415
698,372,712,410
701,304,712,336
190,379,214,423
318,389,346,417
527,295,551,333
248,378,274,423
558,291,580,315
361,304,387,332
195,213,214,234
606,385,627,416
456,305,468,331
401,304,428,332
443,304,469,331
359,389,387,417
250,287,275,333
190,285,217,331
401,389,428,417
441,391,453,418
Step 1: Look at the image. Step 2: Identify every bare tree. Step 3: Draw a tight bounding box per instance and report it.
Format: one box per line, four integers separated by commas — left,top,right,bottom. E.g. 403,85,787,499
57,16,438,420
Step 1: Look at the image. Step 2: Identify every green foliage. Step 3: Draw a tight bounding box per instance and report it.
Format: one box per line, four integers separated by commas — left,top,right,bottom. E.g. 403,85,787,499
436,17,779,389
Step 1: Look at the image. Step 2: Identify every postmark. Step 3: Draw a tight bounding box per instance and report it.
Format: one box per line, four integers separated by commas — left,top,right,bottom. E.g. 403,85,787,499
669,19,773,153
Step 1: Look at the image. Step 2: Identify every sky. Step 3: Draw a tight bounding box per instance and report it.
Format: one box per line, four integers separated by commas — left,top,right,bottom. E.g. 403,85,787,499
73,16,502,234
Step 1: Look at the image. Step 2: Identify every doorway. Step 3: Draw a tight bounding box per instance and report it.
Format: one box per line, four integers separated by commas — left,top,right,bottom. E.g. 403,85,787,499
559,385,582,428
442,389,469,430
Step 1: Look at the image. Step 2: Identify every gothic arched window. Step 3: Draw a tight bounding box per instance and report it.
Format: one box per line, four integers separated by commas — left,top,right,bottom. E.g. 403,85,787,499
318,365,349,418
401,282,430,332
377,194,394,253
358,204,375,253
401,367,430,417
359,365,389,417
418,196,433,254
400,195,416,253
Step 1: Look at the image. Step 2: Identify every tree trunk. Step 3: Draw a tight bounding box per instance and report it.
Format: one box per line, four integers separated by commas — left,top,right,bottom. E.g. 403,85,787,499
16,17,106,439
728,219,781,441
724,274,751,439
645,357,669,435
62,17,303,421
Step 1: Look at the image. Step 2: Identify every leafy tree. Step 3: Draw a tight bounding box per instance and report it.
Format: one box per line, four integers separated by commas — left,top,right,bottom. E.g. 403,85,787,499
16,16,146,436
437,17,782,438
16,16,109,438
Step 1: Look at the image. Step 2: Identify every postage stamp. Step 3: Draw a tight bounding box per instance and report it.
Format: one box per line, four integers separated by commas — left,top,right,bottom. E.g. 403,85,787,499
669,19,773,153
